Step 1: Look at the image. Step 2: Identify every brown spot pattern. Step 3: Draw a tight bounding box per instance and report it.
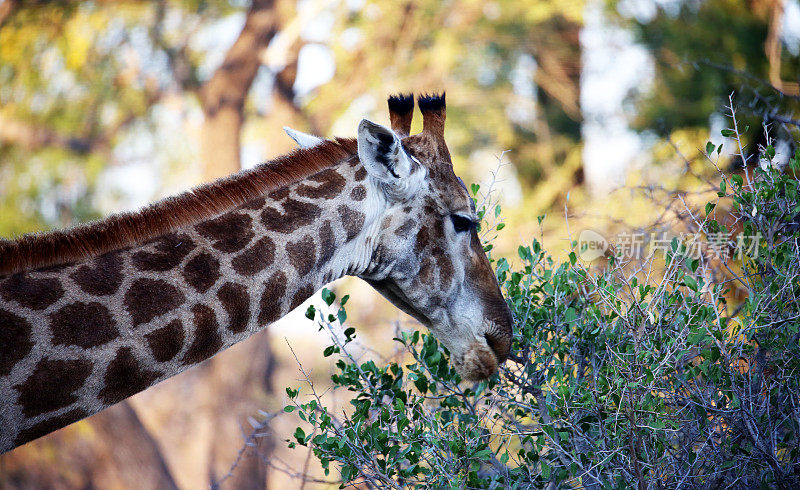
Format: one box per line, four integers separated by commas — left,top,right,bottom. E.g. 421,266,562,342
181,305,222,365
317,221,336,267
287,235,316,276
337,205,365,241
395,218,417,238
37,263,71,274
240,196,266,210
232,237,275,276
0,274,63,311
99,347,162,404
183,252,220,293
290,284,314,311
14,358,92,417
15,409,88,447
439,255,455,289
50,302,117,349
431,245,447,261
268,187,290,201
418,257,435,287
0,309,33,376
414,225,431,254
296,169,346,199
350,185,367,201
131,233,194,272
70,252,123,296
196,212,254,253
371,243,393,265
146,319,184,362
261,199,321,233
354,166,367,181
124,279,185,327
258,272,286,325
218,282,250,333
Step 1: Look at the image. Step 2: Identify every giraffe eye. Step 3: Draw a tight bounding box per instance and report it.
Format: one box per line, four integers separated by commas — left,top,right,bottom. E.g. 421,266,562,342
451,215,475,233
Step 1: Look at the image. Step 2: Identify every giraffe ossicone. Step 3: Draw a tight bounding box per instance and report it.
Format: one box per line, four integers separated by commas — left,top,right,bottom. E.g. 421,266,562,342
0,92,514,453
283,126,323,148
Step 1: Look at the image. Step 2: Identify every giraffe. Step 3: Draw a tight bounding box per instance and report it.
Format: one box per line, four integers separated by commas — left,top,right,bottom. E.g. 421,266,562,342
0,93,514,453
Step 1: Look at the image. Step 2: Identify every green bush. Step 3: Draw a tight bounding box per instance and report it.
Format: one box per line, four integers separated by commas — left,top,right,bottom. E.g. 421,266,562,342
284,119,800,489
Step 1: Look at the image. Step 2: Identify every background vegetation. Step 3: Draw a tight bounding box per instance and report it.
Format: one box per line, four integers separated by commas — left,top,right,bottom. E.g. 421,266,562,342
0,0,799,487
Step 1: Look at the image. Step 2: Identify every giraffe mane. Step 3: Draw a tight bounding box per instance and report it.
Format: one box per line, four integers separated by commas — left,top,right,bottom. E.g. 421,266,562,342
0,137,358,277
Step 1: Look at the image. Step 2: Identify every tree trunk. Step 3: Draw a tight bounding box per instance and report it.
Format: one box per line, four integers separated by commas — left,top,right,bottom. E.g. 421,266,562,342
199,0,280,180
0,0,18,27
208,331,277,490
91,401,179,490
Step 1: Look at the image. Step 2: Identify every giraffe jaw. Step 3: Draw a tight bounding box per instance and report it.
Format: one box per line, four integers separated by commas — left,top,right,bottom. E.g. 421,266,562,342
363,278,432,328
363,278,502,381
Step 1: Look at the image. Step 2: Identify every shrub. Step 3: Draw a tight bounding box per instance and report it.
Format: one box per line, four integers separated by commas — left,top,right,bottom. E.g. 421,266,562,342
284,116,800,489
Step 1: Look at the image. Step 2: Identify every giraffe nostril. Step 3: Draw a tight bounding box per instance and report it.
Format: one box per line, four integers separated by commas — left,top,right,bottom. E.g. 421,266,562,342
484,331,510,363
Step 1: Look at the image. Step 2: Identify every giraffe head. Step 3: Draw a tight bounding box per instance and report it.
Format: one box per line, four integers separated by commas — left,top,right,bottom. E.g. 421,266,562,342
354,93,514,381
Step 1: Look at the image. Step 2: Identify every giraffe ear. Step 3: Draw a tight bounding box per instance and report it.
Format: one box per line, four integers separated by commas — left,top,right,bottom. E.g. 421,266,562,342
283,126,323,148
357,119,418,190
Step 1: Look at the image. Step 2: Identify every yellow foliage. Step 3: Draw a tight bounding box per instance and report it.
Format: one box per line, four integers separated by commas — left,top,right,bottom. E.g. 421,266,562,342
64,12,93,71
521,0,584,24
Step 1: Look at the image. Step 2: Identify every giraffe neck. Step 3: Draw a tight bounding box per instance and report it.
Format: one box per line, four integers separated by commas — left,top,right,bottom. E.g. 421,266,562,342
0,156,374,453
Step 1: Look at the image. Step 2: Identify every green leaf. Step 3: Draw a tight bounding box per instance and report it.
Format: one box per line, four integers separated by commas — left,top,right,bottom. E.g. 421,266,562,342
473,448,492,460
321,288,336,306
721,128,735,137
706,141,715,155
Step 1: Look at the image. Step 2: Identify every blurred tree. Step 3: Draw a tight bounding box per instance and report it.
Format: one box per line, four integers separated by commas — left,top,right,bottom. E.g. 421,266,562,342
612,0,800,165
89,402,180,490
198,0,278,179
310,0,586,193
